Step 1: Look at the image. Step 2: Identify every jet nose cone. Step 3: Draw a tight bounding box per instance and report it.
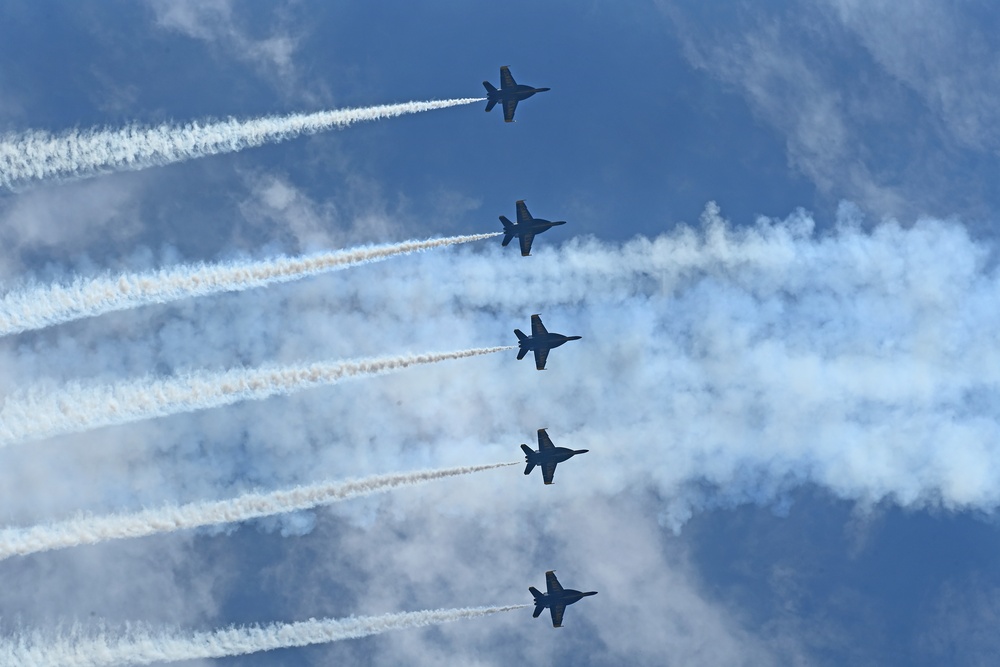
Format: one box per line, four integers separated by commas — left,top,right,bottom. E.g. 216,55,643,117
584,591,598,597
576,449,590,455
568,335,582,341
536,87,551,93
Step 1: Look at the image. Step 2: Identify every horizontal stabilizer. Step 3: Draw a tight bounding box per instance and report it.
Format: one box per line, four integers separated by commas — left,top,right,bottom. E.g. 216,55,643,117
524,462,535,476
514,329,528,342
533,604,545,618
521,444,534,457
517,348,529,360
529,586,543,600
502,233,514,247
483,81,498,94
485,99,497,113
499,215,514,230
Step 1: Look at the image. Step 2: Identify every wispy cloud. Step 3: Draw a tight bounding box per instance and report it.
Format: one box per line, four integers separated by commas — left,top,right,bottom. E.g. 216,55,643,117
825,0,1000,152
662,2,1000,220
146,0,307,97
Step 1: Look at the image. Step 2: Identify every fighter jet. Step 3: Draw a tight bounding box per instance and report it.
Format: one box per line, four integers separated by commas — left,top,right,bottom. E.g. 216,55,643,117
530,571,597,628
500,200,567,256
521,429,588,485
515,314,581,370
483,66,550,122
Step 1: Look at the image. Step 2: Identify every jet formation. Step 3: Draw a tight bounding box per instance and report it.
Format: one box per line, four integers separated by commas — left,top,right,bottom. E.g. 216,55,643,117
500,200,567,256
530,571,598,628
483,66,550,123
483,67,597,626
521,428,588,485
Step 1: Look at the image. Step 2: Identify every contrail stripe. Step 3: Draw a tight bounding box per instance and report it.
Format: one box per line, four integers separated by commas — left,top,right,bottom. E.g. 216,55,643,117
0,98,483,188
0,347,512,447
0,462,518,560
0,606,530,666
0,233,501,337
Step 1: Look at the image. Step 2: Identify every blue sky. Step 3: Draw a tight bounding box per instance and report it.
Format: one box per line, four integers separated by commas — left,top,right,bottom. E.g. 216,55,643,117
2,1,1000,665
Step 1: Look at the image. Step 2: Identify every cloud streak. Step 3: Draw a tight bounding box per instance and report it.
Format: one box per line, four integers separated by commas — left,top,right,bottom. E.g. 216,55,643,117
0,605,529,666
0,233,501,337
0,347,511,447
0,462,517,560
0,97,483,188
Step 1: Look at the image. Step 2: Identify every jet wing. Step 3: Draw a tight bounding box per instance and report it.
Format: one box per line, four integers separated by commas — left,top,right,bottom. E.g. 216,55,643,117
549,603,566,628
518,232,535,256
537,429,555,450
531,314,548,337
533,347,549,371
515,200,533,225
546,571,564,594
500,66,517,90
542,461,557,485
503,99,517,123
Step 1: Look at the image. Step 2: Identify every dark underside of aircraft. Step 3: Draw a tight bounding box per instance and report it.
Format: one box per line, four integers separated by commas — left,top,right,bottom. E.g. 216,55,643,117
521,428,588,485
483,66,550,122
500,200,567,256
530,570,597,627
515,314,581,370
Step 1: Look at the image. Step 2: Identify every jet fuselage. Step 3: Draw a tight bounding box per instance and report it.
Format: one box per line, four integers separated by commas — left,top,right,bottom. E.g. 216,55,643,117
501,218,565,243
487,84,550,105
525,446,589,466
532,589,598,611
516,218,565,235
518,332,582,352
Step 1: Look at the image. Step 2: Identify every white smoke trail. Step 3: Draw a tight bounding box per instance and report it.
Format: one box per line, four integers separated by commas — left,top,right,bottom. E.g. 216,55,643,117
0,462,517,560
0,97,483,188
0,347,511,447
0,232,501,337
0,605,530,666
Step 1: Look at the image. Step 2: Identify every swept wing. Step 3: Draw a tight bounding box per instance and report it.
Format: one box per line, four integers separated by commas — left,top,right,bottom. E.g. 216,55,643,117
500,66,517,90
518,232,535,256
516,200,533,225
533,347,550,371
542,461,557,485
503,99,517,123
550,604,566,628
531,314,548,337
537,429,555,450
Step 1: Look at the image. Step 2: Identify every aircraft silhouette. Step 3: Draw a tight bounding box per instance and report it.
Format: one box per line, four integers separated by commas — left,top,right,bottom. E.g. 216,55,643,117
500,200,567,256
521,429,588,485
483,66,550,122
515,314,581,370
530,571,597,627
